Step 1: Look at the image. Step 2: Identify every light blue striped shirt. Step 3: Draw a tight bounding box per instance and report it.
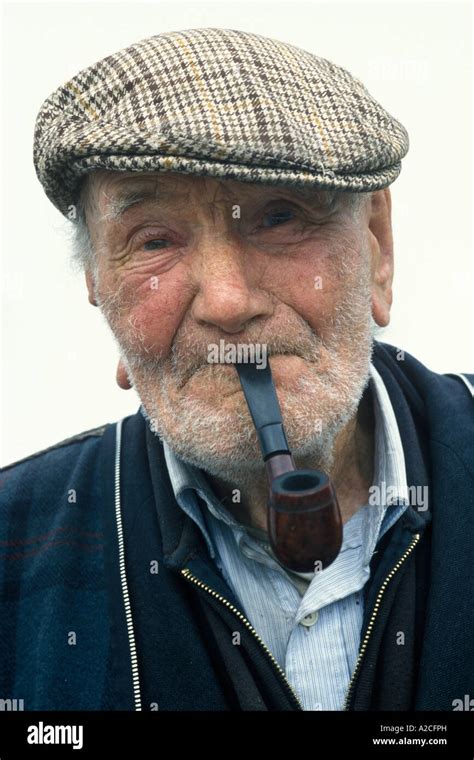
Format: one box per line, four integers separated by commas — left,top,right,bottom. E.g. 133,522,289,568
163,364,409,710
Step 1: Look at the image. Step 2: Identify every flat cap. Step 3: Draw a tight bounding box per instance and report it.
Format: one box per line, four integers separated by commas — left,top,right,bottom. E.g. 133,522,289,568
33,27,409,218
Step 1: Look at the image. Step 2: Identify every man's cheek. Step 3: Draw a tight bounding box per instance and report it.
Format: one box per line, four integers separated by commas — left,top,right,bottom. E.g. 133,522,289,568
283,276,341,331
99,264,191,354
120,295,182,355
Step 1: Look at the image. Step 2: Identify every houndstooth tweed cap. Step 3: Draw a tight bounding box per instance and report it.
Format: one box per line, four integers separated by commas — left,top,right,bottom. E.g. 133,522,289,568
33,27,409,218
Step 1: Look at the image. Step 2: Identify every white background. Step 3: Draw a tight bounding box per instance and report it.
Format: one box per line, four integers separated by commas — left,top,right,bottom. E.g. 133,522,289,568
1,0,472,464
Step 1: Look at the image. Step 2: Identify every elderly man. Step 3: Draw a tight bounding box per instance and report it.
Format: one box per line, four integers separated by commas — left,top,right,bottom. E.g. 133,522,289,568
1,28,473,712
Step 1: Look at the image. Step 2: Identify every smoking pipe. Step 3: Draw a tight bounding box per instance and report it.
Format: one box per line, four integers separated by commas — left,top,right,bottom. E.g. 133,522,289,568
235,360,342,573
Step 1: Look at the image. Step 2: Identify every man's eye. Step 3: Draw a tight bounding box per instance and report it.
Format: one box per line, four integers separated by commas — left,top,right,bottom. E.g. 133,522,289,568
132,229,173,252
142,239,170,251
262,209,296,228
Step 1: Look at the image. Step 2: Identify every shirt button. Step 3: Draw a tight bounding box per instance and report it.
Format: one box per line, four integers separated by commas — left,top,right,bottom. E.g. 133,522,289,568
300,611,319,627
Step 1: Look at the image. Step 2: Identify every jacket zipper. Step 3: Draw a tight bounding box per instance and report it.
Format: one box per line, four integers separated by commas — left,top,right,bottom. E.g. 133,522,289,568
181,567,305,710
114,418,142,711
343,532,421,710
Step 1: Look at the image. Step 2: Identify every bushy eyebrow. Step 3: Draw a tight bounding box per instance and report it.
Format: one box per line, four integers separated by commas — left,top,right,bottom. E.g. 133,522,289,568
103,186,184,221
102,180,339,223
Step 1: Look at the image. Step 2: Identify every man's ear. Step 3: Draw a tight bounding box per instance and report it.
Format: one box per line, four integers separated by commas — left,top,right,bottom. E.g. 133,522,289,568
368,188,394,328
85,270,98,306
116,358,132,390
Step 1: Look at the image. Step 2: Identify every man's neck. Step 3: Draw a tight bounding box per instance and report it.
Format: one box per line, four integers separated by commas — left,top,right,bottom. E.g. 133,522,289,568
208,388,375,533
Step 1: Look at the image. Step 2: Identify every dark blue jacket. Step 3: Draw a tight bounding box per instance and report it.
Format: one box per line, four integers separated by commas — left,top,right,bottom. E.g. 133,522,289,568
1,342,473,711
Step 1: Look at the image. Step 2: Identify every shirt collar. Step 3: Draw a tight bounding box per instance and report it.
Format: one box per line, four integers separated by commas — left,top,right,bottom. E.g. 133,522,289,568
370,362,410,534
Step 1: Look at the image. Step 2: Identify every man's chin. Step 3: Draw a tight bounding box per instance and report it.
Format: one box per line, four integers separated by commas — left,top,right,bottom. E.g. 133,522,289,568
140,387,340,484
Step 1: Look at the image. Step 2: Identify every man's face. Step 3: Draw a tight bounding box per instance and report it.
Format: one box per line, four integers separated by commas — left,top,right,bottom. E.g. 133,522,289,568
85,171,388,481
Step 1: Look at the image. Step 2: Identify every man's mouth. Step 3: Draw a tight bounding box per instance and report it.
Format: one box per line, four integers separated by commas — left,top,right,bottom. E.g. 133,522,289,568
179,353,307,390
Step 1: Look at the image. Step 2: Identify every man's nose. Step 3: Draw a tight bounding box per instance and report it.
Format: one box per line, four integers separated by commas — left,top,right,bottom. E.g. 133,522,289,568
190,236,274,334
